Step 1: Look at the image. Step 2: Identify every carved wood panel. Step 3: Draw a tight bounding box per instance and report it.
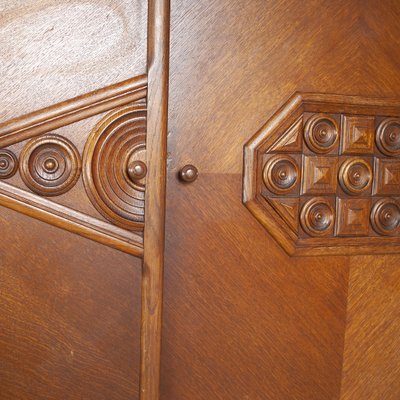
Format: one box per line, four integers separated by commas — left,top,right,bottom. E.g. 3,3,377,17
0,1,170,399
243,93,400,256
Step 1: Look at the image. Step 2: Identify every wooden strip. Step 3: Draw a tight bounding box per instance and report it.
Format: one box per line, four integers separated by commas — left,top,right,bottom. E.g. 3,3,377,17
140,0,170,399
302,92,400,116
0,74,148,148
0,181,143,258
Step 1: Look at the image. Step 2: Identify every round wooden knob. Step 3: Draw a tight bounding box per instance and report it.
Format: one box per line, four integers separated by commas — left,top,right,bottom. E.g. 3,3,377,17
179,165,198,183
371,198,400,236
339,158,372,195
300,197,335,237
127,160,147,181
263,155,299,194
304,114,339,153
376,118,400,157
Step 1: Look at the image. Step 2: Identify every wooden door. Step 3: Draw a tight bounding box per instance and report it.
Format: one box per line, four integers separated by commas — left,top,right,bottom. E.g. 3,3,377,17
0,1,169,399
161,1,400,399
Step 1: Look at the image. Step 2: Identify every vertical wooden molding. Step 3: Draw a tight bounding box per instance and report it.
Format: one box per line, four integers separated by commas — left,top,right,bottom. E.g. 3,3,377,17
140,0,170,399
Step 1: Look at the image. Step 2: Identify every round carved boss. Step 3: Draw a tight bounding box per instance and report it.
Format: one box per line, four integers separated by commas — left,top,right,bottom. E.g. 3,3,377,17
0,149,18,179
376,118,400,157
304,114,339,153
339,158,372,195
19,134,81,196
300,197,335,237
263,155,299,194
83,103,146,230
370,198,400,236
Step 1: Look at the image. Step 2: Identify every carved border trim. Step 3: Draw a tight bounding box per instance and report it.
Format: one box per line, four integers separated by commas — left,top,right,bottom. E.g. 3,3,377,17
0,180,143,257
140,0,170,399
0,74,148,148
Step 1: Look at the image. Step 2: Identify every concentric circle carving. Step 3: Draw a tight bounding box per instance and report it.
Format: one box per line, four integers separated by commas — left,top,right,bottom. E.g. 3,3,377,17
339,158,372,195
376,118,400,157
300,197,335,237
371,198,400,236
304,114,339,153
0,149,18,179
83,103,146,230
20,134,81,196
263,155,299,194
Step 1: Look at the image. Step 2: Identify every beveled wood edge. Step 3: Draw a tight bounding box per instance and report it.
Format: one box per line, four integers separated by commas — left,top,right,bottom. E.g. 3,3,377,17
243,93,303,205
140,0,170,399
301,92,400,116
0,181,144,257
244,197,297,255
0,74,148,148
243,92,400,257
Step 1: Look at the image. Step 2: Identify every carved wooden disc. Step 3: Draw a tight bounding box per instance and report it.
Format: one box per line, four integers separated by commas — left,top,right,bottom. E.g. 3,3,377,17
20,134,81,196
376,118,400,157
263,155,299,194
371,198,400,236
300,197,335,237
304,114,339,153
0,149,18,179
339,158,372,195
83,102,146,230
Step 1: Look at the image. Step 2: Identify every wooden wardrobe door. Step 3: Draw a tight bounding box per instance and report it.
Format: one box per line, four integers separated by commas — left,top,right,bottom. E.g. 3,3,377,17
0,1,169,399
162,1,400,399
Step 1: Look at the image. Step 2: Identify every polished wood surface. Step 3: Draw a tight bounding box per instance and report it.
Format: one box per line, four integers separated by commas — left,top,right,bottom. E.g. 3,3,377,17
141,0,170,398
0,0,169,399
0,0,147,122
1,0,400,399
162,0,400,399
0,207,142,399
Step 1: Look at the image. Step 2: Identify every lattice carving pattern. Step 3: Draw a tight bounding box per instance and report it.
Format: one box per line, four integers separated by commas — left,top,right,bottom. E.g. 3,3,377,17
262,113,400,238
243,94,400,255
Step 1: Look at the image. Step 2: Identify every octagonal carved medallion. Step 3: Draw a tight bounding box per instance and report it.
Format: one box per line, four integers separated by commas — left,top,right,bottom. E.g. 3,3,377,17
243,93,400,256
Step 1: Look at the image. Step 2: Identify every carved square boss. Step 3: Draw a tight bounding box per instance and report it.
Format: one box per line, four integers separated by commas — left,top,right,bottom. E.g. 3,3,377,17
373,158,400,195
341,115,375,155
302,156,338,195
336,198,371,237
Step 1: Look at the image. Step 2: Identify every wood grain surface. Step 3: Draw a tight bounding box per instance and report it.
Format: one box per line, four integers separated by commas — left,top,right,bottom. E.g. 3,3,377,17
0,207,142,400
0,0,147,122
141,0,170,398
161,0,400,399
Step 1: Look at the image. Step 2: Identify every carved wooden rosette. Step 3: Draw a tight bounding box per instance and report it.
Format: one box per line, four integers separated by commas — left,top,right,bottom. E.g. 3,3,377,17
304,114,339,153
20,134,81,196
0,149,18,179
376,118,400,156
339,158,372,195
243,93,400,255
300,197,335,237
263,155,299,194
371,198,400,236
83,102,146,231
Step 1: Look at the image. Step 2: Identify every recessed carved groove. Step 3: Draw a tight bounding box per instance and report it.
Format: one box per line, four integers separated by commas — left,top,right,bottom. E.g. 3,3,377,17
0,74,147,148
244,92,400,256
0,149,18,179
83,101,146,230
0,180,143,257
20,134,81,196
